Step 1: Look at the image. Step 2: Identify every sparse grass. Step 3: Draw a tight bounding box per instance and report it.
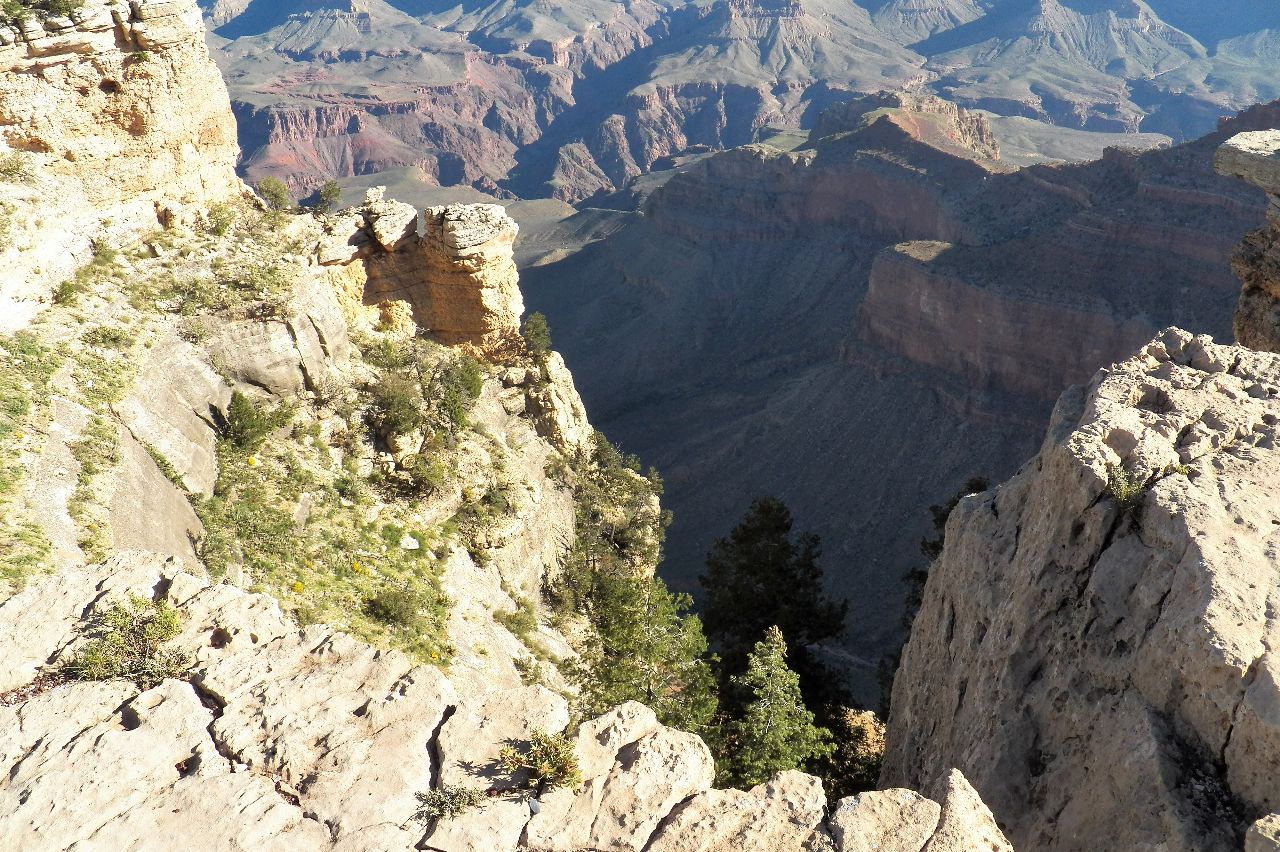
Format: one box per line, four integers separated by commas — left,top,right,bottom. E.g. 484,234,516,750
194,415,455,664
0,332,63,593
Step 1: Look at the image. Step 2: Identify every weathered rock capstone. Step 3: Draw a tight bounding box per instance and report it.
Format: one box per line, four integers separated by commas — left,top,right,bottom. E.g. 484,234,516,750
318,193,524,355
0,0,244,323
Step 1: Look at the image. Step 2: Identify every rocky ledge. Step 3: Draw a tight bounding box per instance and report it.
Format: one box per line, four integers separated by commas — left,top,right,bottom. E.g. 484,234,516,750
883,327,1280,851
0,552,1010,852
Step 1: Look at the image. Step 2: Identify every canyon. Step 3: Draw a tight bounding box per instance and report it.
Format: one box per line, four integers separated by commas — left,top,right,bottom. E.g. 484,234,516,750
523,94,1280,694
200,0,1280,202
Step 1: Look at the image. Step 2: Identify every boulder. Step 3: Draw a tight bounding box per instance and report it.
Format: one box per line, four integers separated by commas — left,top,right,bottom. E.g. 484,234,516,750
828,788,940,852
646,770,826,852
922,770,1013,852
1248,814,1280,852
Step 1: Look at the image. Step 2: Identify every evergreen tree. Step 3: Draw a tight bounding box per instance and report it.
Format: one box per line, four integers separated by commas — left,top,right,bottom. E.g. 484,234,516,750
574,571,718,733
522,312,552,364
550,431,716,735
316,180,342,213
719,626,832,788
699,497,847,680
256,177,290,211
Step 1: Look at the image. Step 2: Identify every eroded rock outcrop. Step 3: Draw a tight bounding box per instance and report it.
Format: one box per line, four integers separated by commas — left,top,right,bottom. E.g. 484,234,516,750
318,191,524,355
0,554,1009,852
883,328,1280,851
0,0,242,324
1216,131,1280,353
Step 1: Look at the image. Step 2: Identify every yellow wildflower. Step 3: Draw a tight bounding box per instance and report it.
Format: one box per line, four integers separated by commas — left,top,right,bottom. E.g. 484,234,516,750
247,455,259,467
291,581,304,593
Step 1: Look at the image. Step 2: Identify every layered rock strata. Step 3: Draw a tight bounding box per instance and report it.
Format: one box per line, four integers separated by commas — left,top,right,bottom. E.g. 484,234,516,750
317,191,526,358
0,0,242,327
1215,131,1280,353
882,328,1280,851
0,553,1011,852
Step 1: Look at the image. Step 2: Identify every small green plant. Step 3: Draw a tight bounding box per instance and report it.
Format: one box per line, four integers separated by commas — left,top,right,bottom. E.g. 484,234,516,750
412,785,488,823
206,202,237,236
82,325,131,349
52,279,87,305
0,151,31,183
256,177,291,211
1107,464,1145,511
371,373,424,437
223,391,272,449
521,312,552,365
497,729,582,793
63,595,190,688
433,355,484,431
365,584,428,629
494,594,538,639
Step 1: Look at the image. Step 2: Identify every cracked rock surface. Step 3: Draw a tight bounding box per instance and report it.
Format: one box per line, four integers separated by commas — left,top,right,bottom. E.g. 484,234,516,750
0,554,1007,851
883,328,1280,852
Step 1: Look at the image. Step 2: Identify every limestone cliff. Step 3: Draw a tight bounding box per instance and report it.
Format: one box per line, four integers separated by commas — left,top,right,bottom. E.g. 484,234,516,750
1215,131,1280,354
0,0,242,326
881,325,1280,850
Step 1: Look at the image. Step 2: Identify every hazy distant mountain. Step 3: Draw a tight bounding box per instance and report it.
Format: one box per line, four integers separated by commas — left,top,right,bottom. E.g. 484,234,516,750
202,0,1279,200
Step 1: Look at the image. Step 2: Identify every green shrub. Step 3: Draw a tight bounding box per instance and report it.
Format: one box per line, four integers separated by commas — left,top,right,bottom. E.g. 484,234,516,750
257,177,291,211
224,391,272,449
63,595,190,689
0,151,31,183
1107,464,1145,511
497,730,581,792
206,202,237,237
413,785,488,823
371,373,424,437
52,279,87,305
365,584,428,629
82,325,131,350
521,312,552,364
494,595,537,638
315,180,342,214
433,355,483,431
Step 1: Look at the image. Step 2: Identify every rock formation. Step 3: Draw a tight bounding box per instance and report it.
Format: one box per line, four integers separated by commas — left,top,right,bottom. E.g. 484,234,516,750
205,0,1280,201
0,553,1010,852
1215,131,1280,353
881,326,1280,851
317,190,525,357
0,0,243,327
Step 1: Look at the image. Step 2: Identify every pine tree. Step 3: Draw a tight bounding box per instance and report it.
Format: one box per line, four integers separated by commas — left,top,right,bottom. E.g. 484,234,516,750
719,626,832,788
699,497,847,680
256,177,290,211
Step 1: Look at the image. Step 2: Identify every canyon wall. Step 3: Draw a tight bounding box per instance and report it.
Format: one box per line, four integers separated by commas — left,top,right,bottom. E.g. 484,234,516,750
1215,131,1280,354
0,0,243,327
